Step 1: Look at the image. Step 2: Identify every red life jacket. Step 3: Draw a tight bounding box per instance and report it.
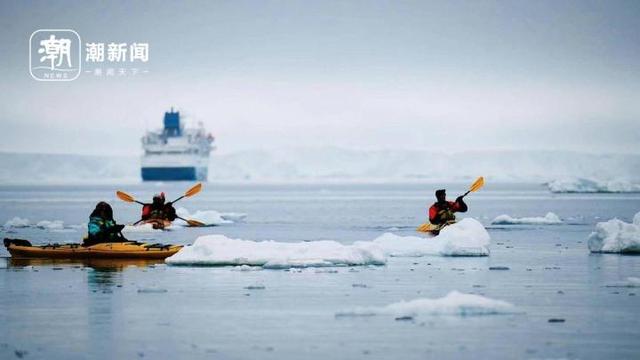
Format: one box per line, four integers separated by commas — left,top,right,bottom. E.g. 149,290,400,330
429,201,464,224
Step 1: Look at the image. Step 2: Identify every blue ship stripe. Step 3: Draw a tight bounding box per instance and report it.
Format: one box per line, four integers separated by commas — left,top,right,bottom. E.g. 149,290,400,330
141,167,206,181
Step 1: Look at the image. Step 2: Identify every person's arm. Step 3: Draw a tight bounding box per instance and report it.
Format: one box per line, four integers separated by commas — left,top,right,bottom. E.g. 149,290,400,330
165,203,177,221
141,204,151,220
451,197,468,213
88,220,101,236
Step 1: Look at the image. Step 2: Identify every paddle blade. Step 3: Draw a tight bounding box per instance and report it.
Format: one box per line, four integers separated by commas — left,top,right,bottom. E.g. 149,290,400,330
116,191,136,203
184,183,202,198
469,177,485,193
186,219,206,227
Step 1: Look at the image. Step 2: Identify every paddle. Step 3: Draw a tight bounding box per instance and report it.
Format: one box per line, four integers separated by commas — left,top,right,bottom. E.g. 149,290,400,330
116,191,144,205
168,183,202,205
460,176,485,198
176,216,206,227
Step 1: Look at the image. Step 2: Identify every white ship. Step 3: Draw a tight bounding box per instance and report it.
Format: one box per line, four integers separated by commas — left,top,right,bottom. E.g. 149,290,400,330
141,108,215,181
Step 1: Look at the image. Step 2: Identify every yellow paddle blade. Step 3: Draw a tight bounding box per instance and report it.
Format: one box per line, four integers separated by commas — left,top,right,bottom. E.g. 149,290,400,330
116,191,136,203
184,183,202,198
186,219,206,227
469,176,485,193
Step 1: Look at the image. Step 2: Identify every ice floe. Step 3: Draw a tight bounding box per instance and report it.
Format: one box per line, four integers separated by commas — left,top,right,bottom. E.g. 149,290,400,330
166,218,490,267
35,220,65,231
122,224,165,233
547,177,640,193
362,218,490,257
175,207,233,226
491,212,563,225
335,291,517,318
220,212,248,222
588,212,640,254
166,234,386,268
3,217,30,228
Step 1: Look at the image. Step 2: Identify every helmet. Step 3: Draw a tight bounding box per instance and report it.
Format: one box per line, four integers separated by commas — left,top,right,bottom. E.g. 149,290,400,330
435,189,446,201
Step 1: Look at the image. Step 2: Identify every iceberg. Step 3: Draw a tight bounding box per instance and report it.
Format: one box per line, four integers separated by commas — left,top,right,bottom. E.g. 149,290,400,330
547,177,640,193
588,212,640,254
166,235,386,268
363,218,490,257
491,212,563,225
166,218,490,267
336,291,517,318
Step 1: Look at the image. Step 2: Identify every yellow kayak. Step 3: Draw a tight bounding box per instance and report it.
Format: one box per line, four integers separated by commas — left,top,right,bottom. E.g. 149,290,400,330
4,238,182,260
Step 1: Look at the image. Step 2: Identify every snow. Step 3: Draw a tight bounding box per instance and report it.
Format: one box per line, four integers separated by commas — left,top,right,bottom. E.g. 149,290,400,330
547,177,640,193
166,218,490,267
588,212,640,254
491,212,563,225
335,291,517,318
362,218,490,257
166,235,386,268
175,207,233,226
35,220,65,230
4,217,30,228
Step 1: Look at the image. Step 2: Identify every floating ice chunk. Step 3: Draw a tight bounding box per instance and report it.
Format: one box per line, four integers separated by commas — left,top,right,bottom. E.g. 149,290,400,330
167,218,490,267
547,177,640,193
175,207,233,226
362,218,490,257
137,287,168,293
336,291,517,318
605,277,640,288
220,212,248,222
231,265,263,272
122,223,165,233
4,217,30,228
35,220,65,230
491,212,563,225
166,234,387,268
588,212,640,254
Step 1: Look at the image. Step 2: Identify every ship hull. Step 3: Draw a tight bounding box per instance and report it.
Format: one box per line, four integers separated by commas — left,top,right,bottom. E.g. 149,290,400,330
141,166,208,181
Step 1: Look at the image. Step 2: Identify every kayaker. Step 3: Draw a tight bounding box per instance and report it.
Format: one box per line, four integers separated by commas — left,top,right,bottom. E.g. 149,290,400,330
428,189,468,226
85,202,126,246
141,193,177,221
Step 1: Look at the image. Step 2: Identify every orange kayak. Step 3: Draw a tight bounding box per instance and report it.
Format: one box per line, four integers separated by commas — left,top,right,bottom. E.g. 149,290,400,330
4,238,182,260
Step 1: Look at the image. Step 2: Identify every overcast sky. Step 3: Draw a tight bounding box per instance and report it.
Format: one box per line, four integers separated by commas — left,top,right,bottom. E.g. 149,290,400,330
1,0,639,155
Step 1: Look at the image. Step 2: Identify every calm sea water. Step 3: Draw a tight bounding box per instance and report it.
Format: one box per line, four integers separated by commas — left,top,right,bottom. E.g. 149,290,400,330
1,183,639,359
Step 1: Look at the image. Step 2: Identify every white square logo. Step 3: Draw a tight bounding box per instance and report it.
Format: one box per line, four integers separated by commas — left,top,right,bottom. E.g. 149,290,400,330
29,29,82,81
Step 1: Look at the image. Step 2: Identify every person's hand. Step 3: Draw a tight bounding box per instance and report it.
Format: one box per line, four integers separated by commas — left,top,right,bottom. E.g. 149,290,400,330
456,196,464,202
